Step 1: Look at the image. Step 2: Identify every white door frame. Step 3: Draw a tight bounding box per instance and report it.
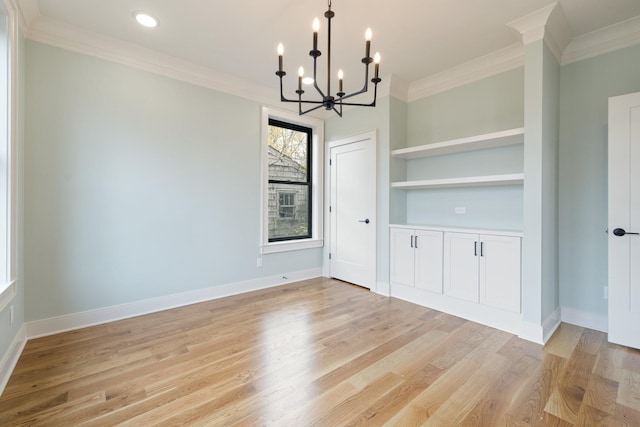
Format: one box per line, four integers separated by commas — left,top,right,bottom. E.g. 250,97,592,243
323,130,377,290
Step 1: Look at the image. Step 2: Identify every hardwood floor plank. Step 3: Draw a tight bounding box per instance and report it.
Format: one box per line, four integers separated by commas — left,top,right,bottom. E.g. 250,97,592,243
2,277,640,426
544,350,598,424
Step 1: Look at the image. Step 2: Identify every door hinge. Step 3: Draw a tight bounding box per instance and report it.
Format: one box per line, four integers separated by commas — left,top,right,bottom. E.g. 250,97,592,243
329,159,332,166
329,253,332,260
329,206,332,213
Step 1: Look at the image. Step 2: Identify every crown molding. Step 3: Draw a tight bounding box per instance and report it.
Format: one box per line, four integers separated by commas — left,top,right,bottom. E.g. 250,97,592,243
388,74,409,102
507,2,571,64
14,1,640,108
23,15,289,110
562,15,640,65
407,43,524,102
507,3,557,43
14,0,37,31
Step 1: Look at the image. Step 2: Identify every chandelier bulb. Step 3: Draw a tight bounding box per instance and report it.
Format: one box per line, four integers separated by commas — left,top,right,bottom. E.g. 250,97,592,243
277,43,284,56
313,18,320,32
374,52,381,64
298,66,305,77
365,28,372,41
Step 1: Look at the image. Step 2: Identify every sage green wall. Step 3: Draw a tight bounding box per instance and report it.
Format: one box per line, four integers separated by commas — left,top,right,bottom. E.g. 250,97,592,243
23,41,322,321
404,68,525,230
559,43,640,318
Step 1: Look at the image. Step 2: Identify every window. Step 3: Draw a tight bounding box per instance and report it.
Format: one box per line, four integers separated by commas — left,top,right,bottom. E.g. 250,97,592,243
261,107,323,253
268,119,312,241
278,192,296,219
0,3,17,309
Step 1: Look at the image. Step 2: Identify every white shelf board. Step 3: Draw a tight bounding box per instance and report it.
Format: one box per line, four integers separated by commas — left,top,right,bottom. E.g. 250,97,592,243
391,173,524,190
392,128,525,159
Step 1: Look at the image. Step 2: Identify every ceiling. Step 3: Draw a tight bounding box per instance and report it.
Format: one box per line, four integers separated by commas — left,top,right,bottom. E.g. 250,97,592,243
16,0,640,100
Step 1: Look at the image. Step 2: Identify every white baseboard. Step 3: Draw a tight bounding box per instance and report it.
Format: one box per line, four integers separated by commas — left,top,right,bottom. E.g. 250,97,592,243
390,283,523,337
543,307,562,343
519,307,561,345
0,324,27,396
26,268,322,339
374,281,390,297
561,306,608,332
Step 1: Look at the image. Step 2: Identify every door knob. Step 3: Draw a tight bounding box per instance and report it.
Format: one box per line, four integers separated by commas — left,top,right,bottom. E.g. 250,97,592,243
613,228,640,236
359,219,370,224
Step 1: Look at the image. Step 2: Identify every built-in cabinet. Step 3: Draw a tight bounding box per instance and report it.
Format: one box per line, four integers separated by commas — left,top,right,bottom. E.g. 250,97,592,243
391,225,521,310
390,228,443,293
389,127,525,334
443,232,521,313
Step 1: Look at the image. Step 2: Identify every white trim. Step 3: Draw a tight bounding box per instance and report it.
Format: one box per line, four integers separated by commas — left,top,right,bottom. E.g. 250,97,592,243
260,238,323,254
520,308,562,345
390,283,524,337
543,307,562,343
260,107,324,255
374,280,390,297
24,15,282,109
0,280,15,312
519,319,544,344
26,268,322,339
0,323,26,396
11,0,34,31
407,44,524,102
507,3,557,44
562,15,640,66
561,306,608,333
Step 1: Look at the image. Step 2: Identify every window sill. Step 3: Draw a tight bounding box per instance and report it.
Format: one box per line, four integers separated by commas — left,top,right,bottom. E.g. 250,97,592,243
261,239,324,254
0,280,16,313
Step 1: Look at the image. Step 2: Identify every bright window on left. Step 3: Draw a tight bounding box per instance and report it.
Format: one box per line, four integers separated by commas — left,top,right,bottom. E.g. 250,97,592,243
0,3,16,305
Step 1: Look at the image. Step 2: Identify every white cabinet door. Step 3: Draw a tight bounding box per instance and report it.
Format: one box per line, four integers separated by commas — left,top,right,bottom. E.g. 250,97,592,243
479,235,521,313
390,228,416,287
414,230,443,293
444,232,479,302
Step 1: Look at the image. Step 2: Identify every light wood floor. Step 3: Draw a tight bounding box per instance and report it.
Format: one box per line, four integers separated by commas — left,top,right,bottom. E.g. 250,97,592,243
1,278,640,426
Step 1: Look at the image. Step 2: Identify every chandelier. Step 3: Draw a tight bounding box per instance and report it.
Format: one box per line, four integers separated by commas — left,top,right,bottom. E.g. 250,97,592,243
275,0,381,117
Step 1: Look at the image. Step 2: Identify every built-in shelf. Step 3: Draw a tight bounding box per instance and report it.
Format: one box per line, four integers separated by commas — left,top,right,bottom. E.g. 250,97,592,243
391,128,525,159
391,173,524,190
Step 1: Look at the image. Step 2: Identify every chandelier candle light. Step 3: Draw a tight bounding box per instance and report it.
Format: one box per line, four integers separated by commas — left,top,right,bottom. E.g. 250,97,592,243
275,0,381,117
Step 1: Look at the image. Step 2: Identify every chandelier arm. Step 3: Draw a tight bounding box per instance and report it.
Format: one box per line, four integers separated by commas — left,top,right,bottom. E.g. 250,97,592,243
299,103,328,115
311,53,327,99
336,83,379,107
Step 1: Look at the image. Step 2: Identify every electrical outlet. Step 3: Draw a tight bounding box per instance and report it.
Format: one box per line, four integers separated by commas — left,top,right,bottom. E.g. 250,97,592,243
455,207,466,214
9,305,14,325
604,286,608,300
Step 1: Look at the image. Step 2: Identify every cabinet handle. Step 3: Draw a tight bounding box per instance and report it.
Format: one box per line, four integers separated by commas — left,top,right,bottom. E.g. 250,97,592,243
474,241,478,256
480,241,484,257
415,235,418,248
410,235,414,248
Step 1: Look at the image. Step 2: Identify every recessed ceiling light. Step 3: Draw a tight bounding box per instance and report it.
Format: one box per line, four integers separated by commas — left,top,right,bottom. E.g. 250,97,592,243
302,77,314,85
134,12,158,28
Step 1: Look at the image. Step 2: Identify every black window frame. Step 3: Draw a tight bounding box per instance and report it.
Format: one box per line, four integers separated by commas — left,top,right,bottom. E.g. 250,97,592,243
268,118,313,242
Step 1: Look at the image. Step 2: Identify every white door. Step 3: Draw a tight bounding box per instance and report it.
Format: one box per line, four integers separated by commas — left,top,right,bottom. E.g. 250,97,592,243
444,232,479,302
329,132,376,289
479,235,521,313
608,92,640,349
390,227,416,288
414,230,443,293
